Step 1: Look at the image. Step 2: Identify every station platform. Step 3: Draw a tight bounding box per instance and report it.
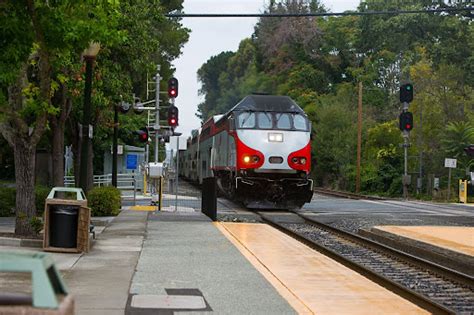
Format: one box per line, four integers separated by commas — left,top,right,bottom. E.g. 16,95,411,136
2,209,459,314
373,226,474,257
128,211,429,314
360,225,474,277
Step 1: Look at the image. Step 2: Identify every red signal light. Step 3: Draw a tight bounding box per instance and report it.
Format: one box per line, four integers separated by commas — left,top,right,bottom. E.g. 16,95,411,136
136,128,149,143
168,105,179,128
168,78,178,98
399,112,414,131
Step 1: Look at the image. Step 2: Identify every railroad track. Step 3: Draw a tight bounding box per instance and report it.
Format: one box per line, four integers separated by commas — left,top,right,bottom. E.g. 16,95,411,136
313,187,385,200
257,211,474,315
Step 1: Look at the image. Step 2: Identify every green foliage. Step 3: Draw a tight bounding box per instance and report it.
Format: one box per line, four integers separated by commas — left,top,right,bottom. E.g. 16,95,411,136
29,216,43,235
441,122,474,170
87,186,121,216
0,185,50,217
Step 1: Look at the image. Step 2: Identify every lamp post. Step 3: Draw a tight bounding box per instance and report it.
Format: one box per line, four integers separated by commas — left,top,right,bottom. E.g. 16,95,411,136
79,42,100,193
112,105,119,187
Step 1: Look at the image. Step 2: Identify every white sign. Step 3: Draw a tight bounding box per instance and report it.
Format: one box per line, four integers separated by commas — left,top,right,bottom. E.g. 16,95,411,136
110,145,124,155
88,124,93,139
170,136,187,151
444,158,457,168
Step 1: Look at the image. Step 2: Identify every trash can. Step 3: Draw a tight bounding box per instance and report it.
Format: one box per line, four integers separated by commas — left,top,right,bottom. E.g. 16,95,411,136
49,205,79,248
43,187,91,253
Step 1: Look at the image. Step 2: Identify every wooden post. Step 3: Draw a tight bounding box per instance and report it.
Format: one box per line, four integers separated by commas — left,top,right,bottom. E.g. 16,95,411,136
356,82,363,193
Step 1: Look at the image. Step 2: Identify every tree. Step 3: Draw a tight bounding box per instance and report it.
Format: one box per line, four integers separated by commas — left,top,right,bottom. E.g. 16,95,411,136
0,1,121,236
441,122,474,171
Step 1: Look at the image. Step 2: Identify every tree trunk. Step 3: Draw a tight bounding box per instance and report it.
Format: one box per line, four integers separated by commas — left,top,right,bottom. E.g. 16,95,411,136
13,139,36,236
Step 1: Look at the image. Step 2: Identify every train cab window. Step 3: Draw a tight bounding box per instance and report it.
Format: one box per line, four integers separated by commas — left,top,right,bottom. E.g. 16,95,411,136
238,112,256,128
275,113,291,130
293,114,308,131
257,112,272,129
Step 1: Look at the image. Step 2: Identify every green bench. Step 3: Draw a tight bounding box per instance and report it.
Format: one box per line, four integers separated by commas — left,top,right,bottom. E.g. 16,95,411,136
0,251,68,309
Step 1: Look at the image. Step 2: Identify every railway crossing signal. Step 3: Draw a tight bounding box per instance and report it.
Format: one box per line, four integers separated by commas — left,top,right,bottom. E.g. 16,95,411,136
168,77,178,98
400,83,413,103
136,127,149,143
168,105,179,128
399,111,413,131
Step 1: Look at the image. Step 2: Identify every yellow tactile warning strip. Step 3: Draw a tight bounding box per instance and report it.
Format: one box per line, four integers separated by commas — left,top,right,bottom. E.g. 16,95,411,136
130,205,158,211
217,222,428,315
374,226,474,256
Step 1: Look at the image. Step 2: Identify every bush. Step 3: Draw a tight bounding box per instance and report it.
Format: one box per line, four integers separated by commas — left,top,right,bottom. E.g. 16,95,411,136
87,186,121,216
0,185,52,217
0,186,16,216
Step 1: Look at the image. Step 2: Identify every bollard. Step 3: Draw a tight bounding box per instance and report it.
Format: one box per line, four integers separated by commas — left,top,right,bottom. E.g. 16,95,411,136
201,177,217,221
133,177,137,206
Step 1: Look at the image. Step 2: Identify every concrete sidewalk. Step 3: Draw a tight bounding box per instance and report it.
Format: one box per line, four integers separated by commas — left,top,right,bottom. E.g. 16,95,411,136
0,210,147,315
64,210,147,314
129,211,296,314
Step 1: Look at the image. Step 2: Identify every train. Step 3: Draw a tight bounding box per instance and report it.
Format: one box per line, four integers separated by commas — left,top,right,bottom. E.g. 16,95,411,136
178,94,313,209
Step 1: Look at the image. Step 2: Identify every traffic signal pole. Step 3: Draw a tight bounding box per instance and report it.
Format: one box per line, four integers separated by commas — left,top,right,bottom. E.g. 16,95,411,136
402,101,409,200
154,65,161,163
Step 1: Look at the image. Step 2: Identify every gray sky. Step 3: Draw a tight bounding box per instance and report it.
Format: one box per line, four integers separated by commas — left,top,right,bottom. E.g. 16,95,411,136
173,0,360,137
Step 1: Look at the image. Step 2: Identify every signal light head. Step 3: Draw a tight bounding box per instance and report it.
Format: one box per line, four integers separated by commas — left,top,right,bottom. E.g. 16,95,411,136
400,83,414,103
399,111,414,131
168,77,178,98
136,128,149,143
167,105,179,128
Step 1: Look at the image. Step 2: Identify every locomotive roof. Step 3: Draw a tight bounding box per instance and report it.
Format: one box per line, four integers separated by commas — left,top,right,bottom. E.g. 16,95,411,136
229,95,305,114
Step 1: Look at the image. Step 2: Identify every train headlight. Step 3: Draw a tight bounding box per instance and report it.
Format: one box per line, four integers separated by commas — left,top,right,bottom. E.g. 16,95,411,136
243,156,251,163
300,157,307,165
268,133,283,142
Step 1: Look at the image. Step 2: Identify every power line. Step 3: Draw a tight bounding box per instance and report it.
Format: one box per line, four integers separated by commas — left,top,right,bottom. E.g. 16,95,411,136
165,7,473,18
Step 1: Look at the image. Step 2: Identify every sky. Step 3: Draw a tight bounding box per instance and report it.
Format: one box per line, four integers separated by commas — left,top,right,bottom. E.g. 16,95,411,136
172,0,361,139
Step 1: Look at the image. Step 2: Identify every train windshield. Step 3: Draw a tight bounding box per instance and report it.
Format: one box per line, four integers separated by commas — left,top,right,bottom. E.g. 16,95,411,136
238,112,256,128
237,111,309,131
257,112,272,129
293,114,308,131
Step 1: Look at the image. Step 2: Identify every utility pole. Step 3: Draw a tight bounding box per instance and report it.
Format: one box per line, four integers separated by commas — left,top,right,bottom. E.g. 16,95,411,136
356,82,362,194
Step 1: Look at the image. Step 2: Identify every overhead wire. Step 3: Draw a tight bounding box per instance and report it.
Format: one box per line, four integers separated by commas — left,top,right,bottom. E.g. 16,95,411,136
165,7,473,18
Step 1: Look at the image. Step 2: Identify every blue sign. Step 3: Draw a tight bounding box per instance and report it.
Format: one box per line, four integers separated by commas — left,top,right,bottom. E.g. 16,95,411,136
126,154,138,170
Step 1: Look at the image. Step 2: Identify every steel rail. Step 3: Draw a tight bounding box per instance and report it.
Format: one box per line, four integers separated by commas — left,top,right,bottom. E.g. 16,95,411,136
256,211,470,315
299,213,474,287
313,187,385,200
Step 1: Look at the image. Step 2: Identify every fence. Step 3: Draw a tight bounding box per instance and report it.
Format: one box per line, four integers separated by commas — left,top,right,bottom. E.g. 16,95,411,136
64,173,140,189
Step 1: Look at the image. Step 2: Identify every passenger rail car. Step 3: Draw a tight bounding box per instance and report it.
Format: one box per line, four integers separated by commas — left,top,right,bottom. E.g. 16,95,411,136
179,95,313,209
